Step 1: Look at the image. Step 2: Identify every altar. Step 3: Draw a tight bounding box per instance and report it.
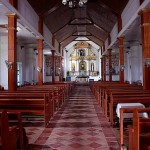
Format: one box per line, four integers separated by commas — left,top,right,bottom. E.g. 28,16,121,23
76,75,89,82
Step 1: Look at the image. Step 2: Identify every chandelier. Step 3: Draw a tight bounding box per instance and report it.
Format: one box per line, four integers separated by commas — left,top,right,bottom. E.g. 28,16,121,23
62,0,88,8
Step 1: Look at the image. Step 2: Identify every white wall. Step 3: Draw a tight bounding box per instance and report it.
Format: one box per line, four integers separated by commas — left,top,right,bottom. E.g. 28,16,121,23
121,0,140,29
24,48,36,83
0,36,8,89
105,38,108,50
18,0,39,31
124,45,142,83
131,46,142,83
43,55,52,83
17,45,26,84
110,23,118,43
43,24,52,48
106,75,119,81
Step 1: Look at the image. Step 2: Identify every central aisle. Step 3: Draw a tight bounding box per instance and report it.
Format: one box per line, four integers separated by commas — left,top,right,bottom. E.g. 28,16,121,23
28,85,119,150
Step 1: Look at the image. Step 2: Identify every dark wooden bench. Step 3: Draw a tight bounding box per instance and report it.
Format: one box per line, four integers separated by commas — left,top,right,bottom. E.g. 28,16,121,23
0,97,51,127
6,111,29,150
17,86,64,112
109,96,150,126
128,108,150,150
0,110,17,150
0,85,4,91
0,91,54,117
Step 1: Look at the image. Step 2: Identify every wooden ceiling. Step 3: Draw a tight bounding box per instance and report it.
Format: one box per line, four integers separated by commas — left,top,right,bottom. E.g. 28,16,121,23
27,0,129,47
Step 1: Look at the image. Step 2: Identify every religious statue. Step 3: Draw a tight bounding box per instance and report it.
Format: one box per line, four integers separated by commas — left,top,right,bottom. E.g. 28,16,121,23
81,64,84,70
80,49,85,56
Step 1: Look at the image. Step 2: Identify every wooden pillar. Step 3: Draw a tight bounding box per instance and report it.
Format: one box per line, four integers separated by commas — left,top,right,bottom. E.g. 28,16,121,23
103,56,106,81
101,57,103,81
101,46,103,81
108,49,112,81
51,50,55,83
139,9,150,90
37,16,43,86
118,15,122,33
59,43,61,53
52,34,55,48
51,34,56,83
57,56,62,81
7,13,17,91
118,37,124,83
9,0,18,9
37,39,43,85
102,42,105,54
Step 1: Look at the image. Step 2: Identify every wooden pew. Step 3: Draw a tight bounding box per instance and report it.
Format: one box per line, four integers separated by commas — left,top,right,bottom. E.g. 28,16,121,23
91,82,142,109
7,111,29,150
109,96,150,126
103,89,145,117
0,97,51,127
119,108,150,150
102,86,144,113
0,110,17,150
130,108,150,150
0,91,54,118
0,85,4,91
18,84,67,108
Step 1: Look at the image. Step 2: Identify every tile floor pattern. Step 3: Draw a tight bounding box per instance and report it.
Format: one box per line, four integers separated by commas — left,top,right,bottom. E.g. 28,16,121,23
26,85,120,150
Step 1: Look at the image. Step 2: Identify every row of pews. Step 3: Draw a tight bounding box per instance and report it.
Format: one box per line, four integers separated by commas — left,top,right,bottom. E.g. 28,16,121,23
0,85,4,91
0,110,29,150
90,81,150,150
0,81,75,150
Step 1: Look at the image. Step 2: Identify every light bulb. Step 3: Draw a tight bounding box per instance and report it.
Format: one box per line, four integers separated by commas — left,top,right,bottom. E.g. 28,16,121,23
82,0,88,3
62,0,67,5
79,1,83,7
69,1,73,8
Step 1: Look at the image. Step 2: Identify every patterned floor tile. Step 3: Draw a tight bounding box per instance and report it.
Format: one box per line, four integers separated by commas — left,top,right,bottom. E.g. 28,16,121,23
26,85,120,150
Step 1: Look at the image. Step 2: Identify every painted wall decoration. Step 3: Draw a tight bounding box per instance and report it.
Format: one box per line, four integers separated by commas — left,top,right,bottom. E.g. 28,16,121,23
45,55,51,76
71,63,75,72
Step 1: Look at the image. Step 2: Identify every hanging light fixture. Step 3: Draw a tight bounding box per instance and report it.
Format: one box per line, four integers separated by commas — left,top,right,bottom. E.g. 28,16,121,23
62,0,88,8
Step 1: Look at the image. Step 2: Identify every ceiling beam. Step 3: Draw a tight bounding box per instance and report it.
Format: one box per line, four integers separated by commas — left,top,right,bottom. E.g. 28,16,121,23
73,39,91,41
68,18,94,25
87,37,102,46
61,37,78,47
93,23,109,33
40,0,61,16
53,23,69,35
87,30,105,43
60,35,77,44
96,0,119,15
72,31,92,36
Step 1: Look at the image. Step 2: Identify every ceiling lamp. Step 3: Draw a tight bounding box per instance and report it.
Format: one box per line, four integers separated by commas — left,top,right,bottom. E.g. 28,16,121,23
62,0,88,8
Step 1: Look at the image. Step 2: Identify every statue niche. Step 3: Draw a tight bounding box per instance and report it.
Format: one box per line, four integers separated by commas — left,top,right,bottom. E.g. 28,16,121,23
79,49,85,56
79,61,86,76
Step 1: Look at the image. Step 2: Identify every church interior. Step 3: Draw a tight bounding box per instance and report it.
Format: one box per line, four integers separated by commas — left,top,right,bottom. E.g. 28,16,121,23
0,0,150,149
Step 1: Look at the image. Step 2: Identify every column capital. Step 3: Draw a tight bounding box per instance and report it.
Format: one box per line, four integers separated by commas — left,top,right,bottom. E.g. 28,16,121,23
138,8,150,15
118,36,124,40
6,13,18,18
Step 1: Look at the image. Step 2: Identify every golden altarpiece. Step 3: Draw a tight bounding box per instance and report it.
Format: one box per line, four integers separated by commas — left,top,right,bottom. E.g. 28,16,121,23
68,42,98,80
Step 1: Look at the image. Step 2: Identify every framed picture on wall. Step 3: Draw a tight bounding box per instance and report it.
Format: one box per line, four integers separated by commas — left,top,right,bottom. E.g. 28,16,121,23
45,55,51,76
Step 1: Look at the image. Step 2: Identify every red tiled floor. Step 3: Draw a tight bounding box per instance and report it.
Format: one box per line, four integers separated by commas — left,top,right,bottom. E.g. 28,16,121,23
26,85,120,150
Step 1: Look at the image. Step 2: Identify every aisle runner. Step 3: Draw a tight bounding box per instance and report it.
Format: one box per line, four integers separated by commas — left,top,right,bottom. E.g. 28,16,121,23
27,86,119,150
